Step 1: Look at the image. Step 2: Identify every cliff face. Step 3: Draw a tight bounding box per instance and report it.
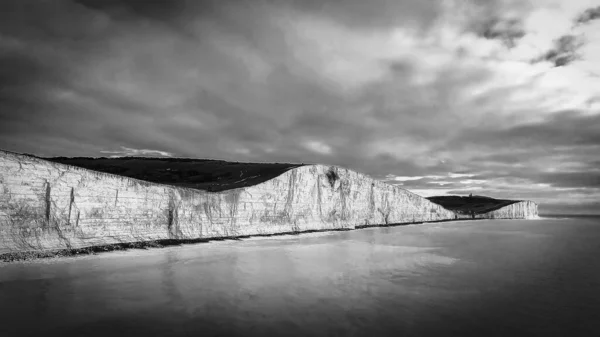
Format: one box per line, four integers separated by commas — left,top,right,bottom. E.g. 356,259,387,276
428,196,539,220
0,150,540,255
0,150,457,254
475,201,538,219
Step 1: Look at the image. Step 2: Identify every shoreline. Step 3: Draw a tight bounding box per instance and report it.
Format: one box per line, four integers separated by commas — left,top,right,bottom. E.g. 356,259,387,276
0,217,521,263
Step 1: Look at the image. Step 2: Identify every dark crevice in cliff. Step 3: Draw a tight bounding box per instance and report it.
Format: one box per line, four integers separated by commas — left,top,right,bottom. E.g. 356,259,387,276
325,168,339,188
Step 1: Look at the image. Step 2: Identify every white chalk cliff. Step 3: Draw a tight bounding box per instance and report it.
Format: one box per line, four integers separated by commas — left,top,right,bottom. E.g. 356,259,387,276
0,150,538,255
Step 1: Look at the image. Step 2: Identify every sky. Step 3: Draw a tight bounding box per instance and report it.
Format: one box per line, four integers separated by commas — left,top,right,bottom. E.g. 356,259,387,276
1,0,599,214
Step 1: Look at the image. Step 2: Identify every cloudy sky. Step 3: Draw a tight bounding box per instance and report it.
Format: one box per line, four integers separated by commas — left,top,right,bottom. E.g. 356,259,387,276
1,0,599,214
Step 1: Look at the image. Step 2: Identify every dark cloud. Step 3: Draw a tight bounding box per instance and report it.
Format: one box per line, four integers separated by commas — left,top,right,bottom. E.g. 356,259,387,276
72,0,445,33
0,48,79,131
532,35,586,67
73,0,191,20
0,1,115,123
472,17,526,48
574,6,600,25
537,172,600,188
446,110,600,150
285,0,443,32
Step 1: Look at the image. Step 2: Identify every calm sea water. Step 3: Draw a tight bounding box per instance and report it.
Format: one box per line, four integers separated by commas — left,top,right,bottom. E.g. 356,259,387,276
1,216,600,337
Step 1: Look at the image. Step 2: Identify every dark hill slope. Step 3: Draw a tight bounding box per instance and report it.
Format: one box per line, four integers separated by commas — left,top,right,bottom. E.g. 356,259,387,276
47,157,303,192
427,195,520,215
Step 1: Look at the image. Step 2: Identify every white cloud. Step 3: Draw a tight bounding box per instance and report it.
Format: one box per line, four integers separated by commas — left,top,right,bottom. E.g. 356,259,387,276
410,186,483,198
387,176,425,182
100,146,173,157
303,140,333,155
459,179,487,184
448,173,475,178
427,181,454,186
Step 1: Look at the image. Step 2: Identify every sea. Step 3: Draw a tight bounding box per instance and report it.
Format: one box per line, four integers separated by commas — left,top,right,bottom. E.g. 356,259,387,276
1,215,599,337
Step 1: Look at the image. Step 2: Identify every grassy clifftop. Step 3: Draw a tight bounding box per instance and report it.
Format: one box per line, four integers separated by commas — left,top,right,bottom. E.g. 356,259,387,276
427,195,520,215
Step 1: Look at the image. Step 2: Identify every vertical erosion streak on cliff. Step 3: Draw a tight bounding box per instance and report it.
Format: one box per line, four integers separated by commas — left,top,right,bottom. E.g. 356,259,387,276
67,187,74,226
338,171,349,222
368,183,374,213
202,194,217,237
44,181,51,228
316,176,323,219
167,192,180,240
381,192,391,225
284,169,297,228
224,190,241,236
